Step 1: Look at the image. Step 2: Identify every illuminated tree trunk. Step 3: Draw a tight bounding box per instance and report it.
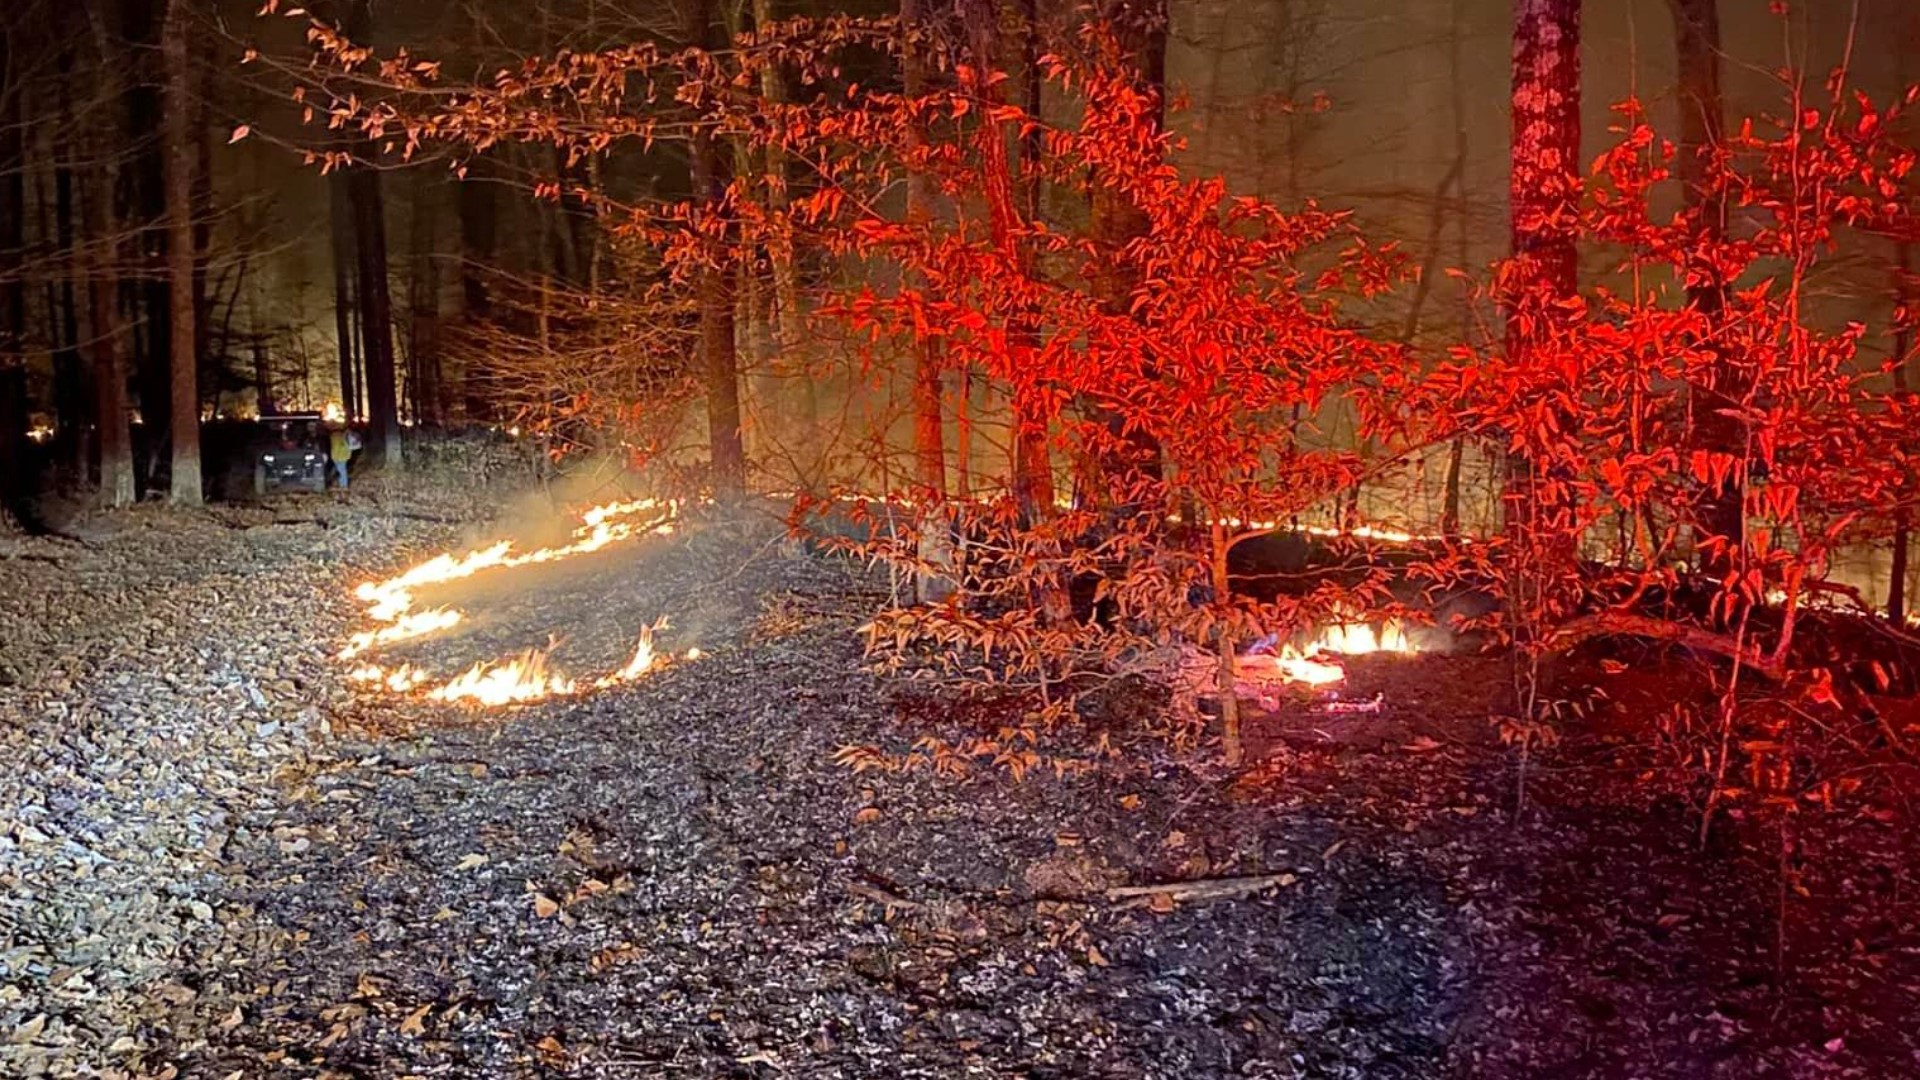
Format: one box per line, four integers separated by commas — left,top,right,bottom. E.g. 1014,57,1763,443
964,0,1051,523
350,164,402,468
1670,0,1742,573
328,174,359,418
1083,0,1169,509
162,0,201,504
1504,0,1580,564
84,0,133,507
902,0,955,601
1891,242,1913,626
455,163,495,425
680,0,746,497
753,0,811,436
0,24,26,520
409,174,445,428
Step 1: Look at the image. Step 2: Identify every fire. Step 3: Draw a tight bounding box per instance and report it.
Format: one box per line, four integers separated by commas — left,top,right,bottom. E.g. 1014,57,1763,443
428,647,578,706
1309,617,1411,656
1239,614,1417,691
338,497,682,708
338,607,462,659
595,619,668,687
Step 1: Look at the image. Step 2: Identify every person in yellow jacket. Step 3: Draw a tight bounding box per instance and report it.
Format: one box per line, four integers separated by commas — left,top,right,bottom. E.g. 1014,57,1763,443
327,424,360,489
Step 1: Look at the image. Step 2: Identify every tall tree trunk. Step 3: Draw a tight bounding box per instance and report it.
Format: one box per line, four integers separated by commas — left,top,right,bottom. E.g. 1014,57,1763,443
1503,0,1581,568
901,0,946,498
328,175,359,417
901,0,954,601
1669,0,1741,575
409,173,443,427
84,0,133,507
350,164,402,467
51,44,88,477
753,0,810,438
1086,0,1167,509
162,0,201,504
0,23,29,519
1890,241,1913,626
679,0,746,496
964,0,1051,523
455,165,496,425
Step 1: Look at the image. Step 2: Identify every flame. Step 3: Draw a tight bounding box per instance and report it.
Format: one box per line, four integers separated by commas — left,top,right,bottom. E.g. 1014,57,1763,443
1309,617,1411,656
338,607,463,659
348,662,431,693
428,647,578,706
595,619,668,687
1238,647,1347,687
338,497,681,708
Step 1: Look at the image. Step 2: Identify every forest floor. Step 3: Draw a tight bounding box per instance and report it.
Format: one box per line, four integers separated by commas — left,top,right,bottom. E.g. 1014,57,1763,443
3,485,1919,1079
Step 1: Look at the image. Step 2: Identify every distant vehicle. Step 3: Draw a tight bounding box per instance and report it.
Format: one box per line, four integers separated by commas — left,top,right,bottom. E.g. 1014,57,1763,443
251,413,329,495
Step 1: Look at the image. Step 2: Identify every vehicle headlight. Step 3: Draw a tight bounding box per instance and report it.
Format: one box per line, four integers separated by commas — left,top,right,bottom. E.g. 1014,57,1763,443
305,453,319,462
263,454,276,464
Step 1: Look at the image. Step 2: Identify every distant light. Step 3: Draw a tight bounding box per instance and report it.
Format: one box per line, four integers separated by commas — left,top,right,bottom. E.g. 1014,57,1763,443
25,424,54,443
323,400,346,423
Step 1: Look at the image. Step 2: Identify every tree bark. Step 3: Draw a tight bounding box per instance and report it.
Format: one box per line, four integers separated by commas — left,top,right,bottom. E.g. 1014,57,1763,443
0,22,29,519
409,173,444,428
964,0,1051,524
328,171,359,418
901,0,954,601
1503,0,1581,571
753,0,811,436
1890,241,1913,625
84,0,133,507
455,163,495,425
1086,0,1167,505
1669,0,1742,573
350,163,402,467
162,0,201,504
679,0,746,497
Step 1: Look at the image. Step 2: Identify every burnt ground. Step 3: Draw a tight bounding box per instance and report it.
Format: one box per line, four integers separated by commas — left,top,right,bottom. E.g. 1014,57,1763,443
9,501,1920,1079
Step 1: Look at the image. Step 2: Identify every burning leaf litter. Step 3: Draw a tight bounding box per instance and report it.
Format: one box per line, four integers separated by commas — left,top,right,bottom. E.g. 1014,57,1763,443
339,498,698,706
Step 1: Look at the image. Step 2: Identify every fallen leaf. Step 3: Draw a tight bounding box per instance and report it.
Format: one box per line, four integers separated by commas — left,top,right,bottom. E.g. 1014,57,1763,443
1403,735,1443,752
532,894,560,918
1118,794,1143,811
852,806,882,824
1148,892,1177,914
455,852,488,871
1086,944,1109,967
399,1003,431,1037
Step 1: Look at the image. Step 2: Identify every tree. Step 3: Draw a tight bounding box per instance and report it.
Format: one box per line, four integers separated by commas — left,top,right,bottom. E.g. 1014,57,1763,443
83,0,133,507
1084,0,1168,509
678,0,746,496
1502,0,1581,615
1669,0,1742,573
162,0,201,504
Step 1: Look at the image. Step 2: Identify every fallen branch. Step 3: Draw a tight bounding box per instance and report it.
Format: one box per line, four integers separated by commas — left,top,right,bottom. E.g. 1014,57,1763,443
1547,612,1786,681
844,880,924,911
1105,872,1297,904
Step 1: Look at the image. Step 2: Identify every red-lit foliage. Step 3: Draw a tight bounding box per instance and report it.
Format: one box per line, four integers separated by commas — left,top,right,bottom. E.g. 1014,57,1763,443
284,7,1920,784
